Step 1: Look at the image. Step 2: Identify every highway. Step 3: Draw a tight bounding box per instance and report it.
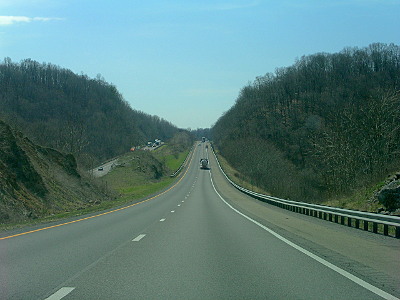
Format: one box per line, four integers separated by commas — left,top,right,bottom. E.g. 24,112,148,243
91,158,119,178
1,142,399,299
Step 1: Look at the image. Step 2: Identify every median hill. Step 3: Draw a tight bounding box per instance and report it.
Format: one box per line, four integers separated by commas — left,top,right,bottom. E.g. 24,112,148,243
0,119,111,224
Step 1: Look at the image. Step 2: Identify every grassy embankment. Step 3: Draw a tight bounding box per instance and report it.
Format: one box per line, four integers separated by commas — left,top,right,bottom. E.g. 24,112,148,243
321,182,385,212
103,145,190,202
0,145,190,231
213,146,384,213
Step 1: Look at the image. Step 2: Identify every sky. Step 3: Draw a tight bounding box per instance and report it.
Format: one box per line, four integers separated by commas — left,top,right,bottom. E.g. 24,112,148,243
0,0,399,129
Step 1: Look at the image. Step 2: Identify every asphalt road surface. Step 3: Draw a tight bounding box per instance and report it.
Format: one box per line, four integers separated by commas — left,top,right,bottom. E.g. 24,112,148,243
1,142,399,299
91,158,118,178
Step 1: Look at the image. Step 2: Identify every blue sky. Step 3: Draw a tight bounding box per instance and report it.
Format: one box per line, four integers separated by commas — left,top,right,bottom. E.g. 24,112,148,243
1,0,399,129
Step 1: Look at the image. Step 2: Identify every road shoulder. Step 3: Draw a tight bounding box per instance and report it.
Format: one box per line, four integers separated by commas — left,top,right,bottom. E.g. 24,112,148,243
208,149,400,297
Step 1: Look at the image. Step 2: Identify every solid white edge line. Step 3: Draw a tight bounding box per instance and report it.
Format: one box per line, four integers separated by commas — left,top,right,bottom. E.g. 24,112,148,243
208,171,399,300
44,287,75,300
132,234,146,242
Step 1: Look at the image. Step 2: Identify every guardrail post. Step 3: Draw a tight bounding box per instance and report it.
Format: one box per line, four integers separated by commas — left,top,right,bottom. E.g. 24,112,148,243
348,217,352,227
341,216,345,225
334,214,338,223
383,224,389,236
363,220,369,231
396,226,400,238
372,222,378,234
329,213,332,222
355,219,359,229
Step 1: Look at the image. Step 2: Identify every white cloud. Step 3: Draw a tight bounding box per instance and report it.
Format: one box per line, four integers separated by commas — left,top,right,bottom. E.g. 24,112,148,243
0,16,63,26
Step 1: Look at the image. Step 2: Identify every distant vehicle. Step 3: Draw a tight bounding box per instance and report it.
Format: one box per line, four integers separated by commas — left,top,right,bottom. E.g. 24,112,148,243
98,166,104,171
202,137,206,142
200,158,209,169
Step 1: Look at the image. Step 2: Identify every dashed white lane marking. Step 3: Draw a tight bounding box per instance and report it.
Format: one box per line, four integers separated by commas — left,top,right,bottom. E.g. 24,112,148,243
182,200,185,202
44,287,75,300
160,218,166,222
132,234,146,242
177,204,181,207
171,210,175,213
208,172,399,300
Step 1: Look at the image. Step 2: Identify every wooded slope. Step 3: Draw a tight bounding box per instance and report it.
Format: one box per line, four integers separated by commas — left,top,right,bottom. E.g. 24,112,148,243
0,58,178,165
212,43,400,203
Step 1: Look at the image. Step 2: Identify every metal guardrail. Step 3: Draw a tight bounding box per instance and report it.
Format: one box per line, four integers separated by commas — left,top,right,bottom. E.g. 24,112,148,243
170,145,194,177
211,147,400,238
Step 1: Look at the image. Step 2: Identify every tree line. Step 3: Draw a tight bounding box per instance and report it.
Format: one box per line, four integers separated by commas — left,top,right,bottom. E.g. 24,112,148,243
0,58,179,166
212,43,400,202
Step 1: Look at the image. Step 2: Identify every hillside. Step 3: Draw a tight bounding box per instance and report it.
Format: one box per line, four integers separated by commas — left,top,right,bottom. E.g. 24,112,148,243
102,131,193,202
212,43,400,207
0,119,111,224
0,58,179,165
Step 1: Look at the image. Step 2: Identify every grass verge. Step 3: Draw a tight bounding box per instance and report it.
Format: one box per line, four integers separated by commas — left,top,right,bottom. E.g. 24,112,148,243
164,150,189,172
321,180,387,212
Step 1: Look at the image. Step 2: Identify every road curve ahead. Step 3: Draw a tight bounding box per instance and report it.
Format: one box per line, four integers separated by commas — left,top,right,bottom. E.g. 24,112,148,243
1,143,399,299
